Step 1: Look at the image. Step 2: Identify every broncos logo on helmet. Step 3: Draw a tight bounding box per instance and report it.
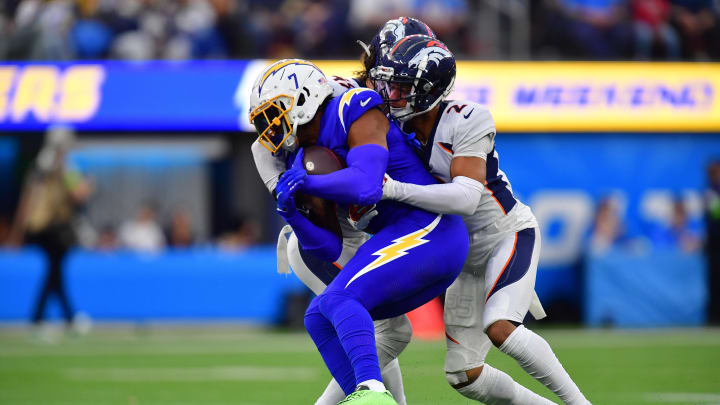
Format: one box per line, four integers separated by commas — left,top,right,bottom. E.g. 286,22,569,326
357,16,436,68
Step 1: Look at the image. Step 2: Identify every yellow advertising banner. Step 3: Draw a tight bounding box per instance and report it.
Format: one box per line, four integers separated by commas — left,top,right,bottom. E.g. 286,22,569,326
314,61,720,132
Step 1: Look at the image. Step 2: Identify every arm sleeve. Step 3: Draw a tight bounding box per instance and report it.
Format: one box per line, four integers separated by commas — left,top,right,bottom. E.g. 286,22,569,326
301,143,388,206
251,140,287,194
283,209,342,262
386,176,484,216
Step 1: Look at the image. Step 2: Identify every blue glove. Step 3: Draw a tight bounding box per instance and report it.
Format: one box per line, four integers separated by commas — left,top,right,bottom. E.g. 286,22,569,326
275,147,343,262
276,167,306,219
290,147,306,172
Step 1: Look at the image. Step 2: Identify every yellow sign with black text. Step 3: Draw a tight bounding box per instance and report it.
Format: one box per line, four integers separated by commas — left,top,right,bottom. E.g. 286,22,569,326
315,61,720,132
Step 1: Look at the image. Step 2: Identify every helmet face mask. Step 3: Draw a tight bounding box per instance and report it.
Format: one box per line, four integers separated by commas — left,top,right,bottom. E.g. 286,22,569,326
249,95,295,153
371,35,456,122
371,66,434,121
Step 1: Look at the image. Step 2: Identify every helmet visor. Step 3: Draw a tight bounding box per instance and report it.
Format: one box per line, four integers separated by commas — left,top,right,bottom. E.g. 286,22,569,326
250,96,294,153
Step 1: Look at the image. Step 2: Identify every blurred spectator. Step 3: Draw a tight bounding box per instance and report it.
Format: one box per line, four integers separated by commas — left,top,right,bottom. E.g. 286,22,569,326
1,0,716,62
0,215,10,245
632,0,681,59
588,196,627,253
705,161,720,324
216,215,260,250
211,0,254,57
166,208,196,247
543,0,634,59
7,126,91,328
647,198,702,252
118,202,166,252
670,0,720,59
348,0,468,56
96,225,118,251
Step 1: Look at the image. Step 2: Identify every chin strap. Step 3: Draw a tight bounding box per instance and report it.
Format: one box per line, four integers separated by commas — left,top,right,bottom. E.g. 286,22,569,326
356,40,372,56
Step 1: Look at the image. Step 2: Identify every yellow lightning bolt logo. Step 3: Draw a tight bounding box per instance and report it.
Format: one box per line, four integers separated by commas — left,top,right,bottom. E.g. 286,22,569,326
338,88,373,131
345,215,443,288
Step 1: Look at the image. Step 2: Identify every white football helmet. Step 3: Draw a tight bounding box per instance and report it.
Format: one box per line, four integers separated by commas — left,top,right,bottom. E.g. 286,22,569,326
248,59,333,153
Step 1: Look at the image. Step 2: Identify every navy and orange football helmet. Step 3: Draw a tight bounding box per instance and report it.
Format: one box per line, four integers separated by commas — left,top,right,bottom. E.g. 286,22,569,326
371,35,456,121
358,16,437,68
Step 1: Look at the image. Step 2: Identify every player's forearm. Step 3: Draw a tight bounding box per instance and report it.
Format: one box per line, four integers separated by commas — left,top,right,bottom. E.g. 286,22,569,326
282,210,342,262
301,144,387,206
251,140,285,194
383,176,484,216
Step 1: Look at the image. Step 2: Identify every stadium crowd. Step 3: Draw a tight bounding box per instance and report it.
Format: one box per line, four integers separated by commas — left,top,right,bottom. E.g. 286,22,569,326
0,0,718,61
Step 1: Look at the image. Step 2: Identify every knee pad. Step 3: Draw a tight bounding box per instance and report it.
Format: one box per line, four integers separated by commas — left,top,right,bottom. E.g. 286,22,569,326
374,315,412,366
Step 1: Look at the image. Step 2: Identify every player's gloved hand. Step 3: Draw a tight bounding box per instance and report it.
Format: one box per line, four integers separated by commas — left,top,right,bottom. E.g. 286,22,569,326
381,173,400,200
276,169,305,220
348,204,378,231
282,147,307,190
290,147,307,173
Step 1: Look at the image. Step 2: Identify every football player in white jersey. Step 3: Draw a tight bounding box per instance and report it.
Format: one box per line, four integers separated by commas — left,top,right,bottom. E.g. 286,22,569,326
248,17,437,405
370,35,591,404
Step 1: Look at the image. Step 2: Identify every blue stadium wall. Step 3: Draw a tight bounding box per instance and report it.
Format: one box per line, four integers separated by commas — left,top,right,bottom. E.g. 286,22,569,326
1,133,716,326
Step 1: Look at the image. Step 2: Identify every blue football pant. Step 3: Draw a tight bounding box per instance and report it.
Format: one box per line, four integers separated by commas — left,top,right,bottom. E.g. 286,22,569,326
304,213,468,395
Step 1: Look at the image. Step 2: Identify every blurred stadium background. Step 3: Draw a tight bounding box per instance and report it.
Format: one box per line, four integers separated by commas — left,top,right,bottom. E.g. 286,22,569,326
1,0,720,404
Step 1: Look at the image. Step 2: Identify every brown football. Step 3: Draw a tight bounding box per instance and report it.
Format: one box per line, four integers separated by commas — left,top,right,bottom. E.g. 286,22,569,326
303,145,345,174
295,146,345,236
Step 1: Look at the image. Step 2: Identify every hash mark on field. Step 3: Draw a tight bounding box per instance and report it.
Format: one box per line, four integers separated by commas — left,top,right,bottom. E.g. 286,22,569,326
63,366,319,382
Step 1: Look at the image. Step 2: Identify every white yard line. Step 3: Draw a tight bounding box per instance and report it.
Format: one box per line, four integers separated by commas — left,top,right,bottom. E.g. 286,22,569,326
0,343,315,357
1,328,719,357
644,392,720,404
63,366,319,382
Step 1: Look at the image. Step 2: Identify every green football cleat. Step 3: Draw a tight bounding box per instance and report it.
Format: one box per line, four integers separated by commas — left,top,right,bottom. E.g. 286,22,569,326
337,386,398,405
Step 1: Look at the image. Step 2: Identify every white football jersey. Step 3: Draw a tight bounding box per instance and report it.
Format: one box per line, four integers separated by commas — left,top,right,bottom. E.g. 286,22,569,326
413,100,538,239
251,75,364,239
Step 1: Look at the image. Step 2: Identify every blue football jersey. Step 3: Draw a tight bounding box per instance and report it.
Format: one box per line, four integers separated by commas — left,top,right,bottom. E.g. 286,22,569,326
316,88,438,234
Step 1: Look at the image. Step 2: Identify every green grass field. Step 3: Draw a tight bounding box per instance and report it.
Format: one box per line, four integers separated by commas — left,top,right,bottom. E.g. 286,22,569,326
1,326,719,405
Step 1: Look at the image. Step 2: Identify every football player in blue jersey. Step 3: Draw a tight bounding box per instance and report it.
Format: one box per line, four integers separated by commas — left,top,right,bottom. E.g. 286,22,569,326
248,59,469,405
249,17,439,405
370,35,591,404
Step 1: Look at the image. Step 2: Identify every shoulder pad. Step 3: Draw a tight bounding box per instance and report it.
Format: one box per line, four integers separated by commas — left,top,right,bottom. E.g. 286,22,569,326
329,75,360,97
443,100,495,134
337,88,383,131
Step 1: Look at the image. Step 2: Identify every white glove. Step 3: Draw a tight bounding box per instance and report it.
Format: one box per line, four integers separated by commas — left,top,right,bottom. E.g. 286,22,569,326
381,173,400,200
348,204,378,231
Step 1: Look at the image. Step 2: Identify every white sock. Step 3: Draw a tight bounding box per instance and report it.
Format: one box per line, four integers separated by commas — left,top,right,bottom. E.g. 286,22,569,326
313,361,403,405
314,379,345,405
315,315,410,405
456,364,556,404
499,325,590,405
381,359,406,405
358,379,386,393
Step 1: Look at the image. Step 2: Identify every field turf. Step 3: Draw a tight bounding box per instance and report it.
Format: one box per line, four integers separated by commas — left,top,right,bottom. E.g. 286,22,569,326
0,326,719,405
